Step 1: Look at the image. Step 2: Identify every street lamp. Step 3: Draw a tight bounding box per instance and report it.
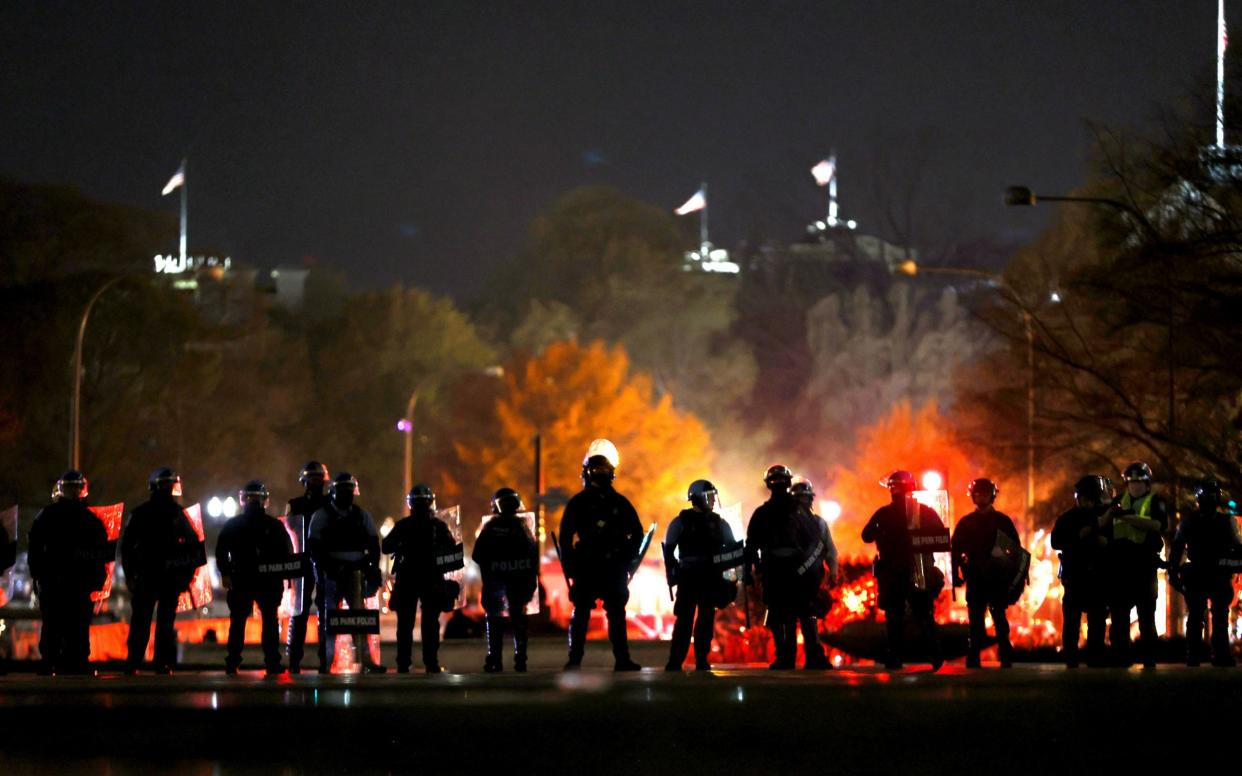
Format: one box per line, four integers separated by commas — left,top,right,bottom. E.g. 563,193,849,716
70,274,130,470
1006,183,1183,634
898,261,1039,526
1005,184,1176,488
1004,186,1151,224
398,366,506,512
399,387,424,502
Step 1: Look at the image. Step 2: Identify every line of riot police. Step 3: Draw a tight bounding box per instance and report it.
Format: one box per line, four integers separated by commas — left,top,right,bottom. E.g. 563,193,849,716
11,448,1238,675
1053,464,1239,669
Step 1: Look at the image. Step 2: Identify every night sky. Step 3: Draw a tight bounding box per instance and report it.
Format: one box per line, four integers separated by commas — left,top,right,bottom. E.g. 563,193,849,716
0,1,1224,297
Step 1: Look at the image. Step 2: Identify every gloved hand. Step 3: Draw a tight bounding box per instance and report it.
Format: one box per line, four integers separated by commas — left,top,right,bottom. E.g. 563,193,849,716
363,566,382,598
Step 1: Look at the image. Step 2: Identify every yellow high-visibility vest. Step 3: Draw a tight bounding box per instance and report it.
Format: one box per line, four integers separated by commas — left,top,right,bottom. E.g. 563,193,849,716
1113,492,1154,544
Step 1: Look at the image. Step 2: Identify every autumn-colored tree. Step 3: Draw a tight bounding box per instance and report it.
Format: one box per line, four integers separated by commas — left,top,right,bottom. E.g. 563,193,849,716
824,401,1026,560
451,340,715,538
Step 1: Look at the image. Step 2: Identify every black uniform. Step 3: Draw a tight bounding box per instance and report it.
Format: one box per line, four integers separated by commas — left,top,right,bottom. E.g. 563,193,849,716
952,508,1020,666
1106,491,1169,667
1169,506,1239,666
215,502,293,672
28,499,109,674
664,508,736,670
747,493,824,668
795,507,836,670
473,513,539,672
559,484,643,667
1050,504,1110,667
862,497,947,668
308,502,383,670
284,492,326,671
121,494,204,672
383,512,455,672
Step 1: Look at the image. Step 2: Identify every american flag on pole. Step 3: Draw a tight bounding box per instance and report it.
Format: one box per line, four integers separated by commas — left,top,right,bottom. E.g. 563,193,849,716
674,188,706,215
161,161,185,196
811,157,836,187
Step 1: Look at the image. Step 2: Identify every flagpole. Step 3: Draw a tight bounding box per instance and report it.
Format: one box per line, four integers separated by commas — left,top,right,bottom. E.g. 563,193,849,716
179,157,188,267
699,180,709,252
1218,0,1227,149
827,151,839,226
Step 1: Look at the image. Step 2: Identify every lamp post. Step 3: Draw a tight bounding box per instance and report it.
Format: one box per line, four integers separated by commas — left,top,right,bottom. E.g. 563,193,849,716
398,366,505,513
1005,185,1176,493
399,387,421,501
897,261,1040,528
70,274,129,470
1006,184,1183,636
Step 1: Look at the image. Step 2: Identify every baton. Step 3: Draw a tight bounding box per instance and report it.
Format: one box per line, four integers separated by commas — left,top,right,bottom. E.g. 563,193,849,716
551,531,573,593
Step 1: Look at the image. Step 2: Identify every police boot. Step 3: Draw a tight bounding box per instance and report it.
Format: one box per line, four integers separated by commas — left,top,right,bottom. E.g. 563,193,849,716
565,609,588,669
666,616,692,671
422,632,442,675
1186,622,1204,667
769,622,794,670
802,618,830,669
513,619,529,673
484,616,505,673
608,609,641,672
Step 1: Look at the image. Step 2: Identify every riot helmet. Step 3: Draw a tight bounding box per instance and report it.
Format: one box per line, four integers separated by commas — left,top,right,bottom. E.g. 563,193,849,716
764,464,793,493
1193,479,1223,511
968,478,998,507
239,480,270,511
491,487,525,515
582,455,616,487
54,470,89,501
687,479,719,512
1073,475,1111,507
149,467,183,498
581,438,620,487
884,470,917,496
299,461,329,494
406,484,436,513
1122,462,1153,482
330,472,359,509
790,477,815,509
1122,461,1152,498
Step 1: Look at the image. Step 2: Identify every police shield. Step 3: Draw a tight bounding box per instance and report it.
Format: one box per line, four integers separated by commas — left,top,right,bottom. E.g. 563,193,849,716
993,530,1032,605
88,503,124,613
629,523,658,578
717,502,746,584
911,491,952,596
323,568,383,670
280,513,310,617
714,539,747,574
175,504,213,614
476,511,540,615
437,505,467,611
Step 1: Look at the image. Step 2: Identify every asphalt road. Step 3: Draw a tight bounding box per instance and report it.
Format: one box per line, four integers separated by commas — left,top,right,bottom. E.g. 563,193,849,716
1,641,1237,776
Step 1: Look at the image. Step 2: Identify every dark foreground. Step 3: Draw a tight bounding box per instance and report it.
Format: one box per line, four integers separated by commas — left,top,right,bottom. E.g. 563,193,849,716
0,642,1237,775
